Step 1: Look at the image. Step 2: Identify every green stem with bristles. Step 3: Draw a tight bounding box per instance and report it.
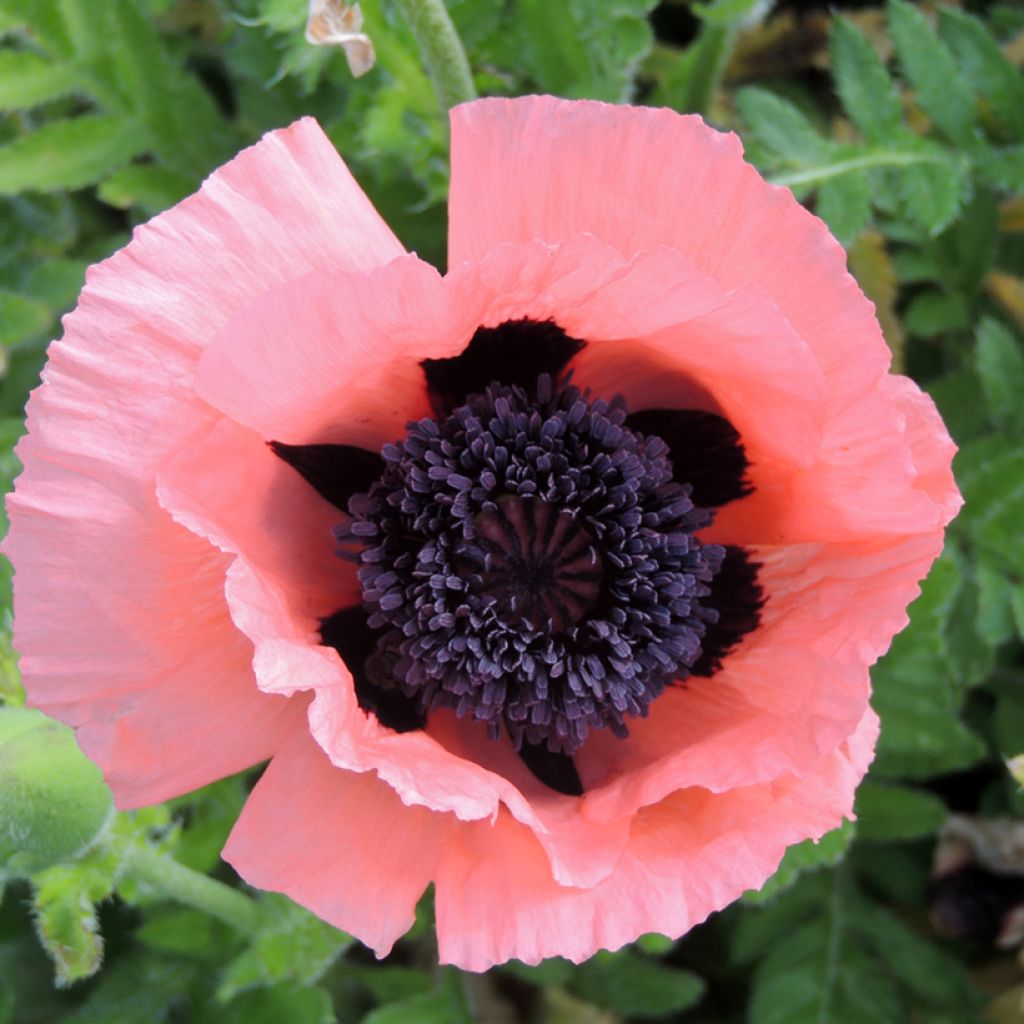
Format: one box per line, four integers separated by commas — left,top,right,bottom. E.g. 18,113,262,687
392,0,476,113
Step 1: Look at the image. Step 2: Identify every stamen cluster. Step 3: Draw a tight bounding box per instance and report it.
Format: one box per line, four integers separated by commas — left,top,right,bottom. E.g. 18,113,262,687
338,375,725,755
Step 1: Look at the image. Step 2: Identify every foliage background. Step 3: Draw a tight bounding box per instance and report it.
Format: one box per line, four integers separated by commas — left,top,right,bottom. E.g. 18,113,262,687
1,0,1024,1020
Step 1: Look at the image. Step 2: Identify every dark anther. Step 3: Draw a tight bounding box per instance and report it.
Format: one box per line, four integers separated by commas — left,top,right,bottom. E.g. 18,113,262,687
691,546,763,677
515,737,584,797
320,606,426,732
270,441,385,513
421,319,585,418
625,409,751,509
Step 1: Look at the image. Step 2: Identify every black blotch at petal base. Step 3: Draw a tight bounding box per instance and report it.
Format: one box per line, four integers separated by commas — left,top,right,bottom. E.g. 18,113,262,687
320,605,426,733
515,735,584,797
625,408,751,509
421,319,585,418
270,441,384,513
691,546,763,677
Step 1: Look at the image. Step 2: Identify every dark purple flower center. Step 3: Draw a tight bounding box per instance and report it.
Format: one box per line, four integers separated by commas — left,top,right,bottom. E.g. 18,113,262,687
272,318,763,796
335,372,726,758
458,495,603,633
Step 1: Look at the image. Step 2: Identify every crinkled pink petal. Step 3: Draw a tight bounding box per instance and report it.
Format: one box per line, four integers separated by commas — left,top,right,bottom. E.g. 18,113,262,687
448,97,953,542
307,685,630,889
575,533,943,822
223,726,452,958
434,708,879,971
5,119,404,805
195,254,459,448
446,238,828,468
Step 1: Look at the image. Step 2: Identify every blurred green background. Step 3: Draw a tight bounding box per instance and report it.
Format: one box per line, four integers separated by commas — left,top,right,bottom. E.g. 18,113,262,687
1,0,1024,1021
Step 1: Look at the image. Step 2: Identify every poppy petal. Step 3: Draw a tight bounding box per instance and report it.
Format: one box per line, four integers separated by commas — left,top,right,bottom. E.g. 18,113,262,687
6,118,400,806
434,709,879,971
223,725,450,958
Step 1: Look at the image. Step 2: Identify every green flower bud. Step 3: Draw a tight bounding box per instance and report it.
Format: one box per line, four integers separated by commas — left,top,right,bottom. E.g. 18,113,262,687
0,707,113,874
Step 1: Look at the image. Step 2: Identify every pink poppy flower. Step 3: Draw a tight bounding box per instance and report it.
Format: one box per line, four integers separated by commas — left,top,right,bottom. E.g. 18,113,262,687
5,96,960,970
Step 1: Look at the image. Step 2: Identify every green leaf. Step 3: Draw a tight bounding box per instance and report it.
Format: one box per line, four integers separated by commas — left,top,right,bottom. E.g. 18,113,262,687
939,7,1024,142
871,555,986,778
745,821,854,905
60,950,197,1023
830,17,903,144
568,950,706,1017
219,984,335,1024
956,435,1024,576
749,901,904,1024
0,0,73,58
360,988,466,1024
98,164,194,215
136,908,237,961
904,289,970,337
512,0,657,103
29,838,122,987
0,50,80,109
0,115,147,194
0,291,50,347
216,894,353,1002
887,0,978,147
896,153,969,234
816,171,871,246
976,317,1024,430
100,0,236,179
736,87,832,166
976,144,1024,192
854,782,947,842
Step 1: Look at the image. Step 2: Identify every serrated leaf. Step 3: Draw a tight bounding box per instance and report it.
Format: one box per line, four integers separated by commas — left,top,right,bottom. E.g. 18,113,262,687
896,153,968,234
977,145,1024,192
0,50,80,109
568,950,706,1017
957,435,1024,576
360,988,465,1024
60,950,197,1023
851,901,981,1016
216,894,352,1002
976,559,1017,646
816,170,870,246
745,821,854,905
0,291,50,347
100,0,236,179
0,115,147,194
98,164,192,215
29,843,121,987
848,231,905,370
749,911,904,1024
854,782,947,842
887,0,978,147
831,17,903,144
939,7,1024,143
976,317,1024,430
871,555,986,779
904,289,970,337
0,0,72,58
218,984,335,1024
736,87,832,166
514,0,657,102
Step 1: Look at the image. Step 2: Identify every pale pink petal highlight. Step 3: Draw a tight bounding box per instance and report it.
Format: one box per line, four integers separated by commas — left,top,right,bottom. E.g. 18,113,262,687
7,118,401,805
224,727,451,957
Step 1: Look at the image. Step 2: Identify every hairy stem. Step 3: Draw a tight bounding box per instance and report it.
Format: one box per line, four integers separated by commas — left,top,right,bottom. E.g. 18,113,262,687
393,0,476,112
121,844,262,934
